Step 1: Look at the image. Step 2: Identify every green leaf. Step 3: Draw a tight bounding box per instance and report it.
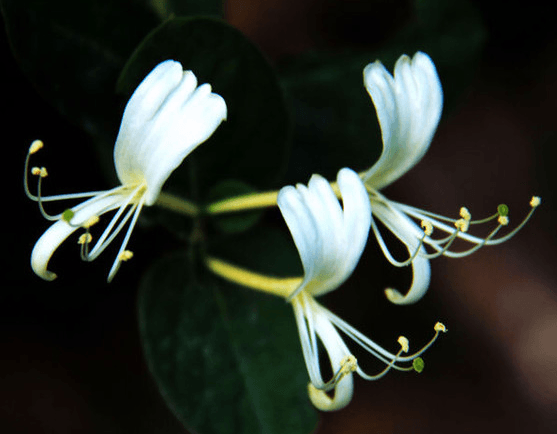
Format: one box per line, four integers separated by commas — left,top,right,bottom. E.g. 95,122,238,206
0,0,158,141
117,17,291,199
138,250,316,434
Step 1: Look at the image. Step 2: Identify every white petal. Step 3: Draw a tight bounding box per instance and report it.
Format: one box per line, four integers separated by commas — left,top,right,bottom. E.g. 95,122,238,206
362,52,443,189
372,200,431,304
307,298,354,411
277,168,371,298
114,61,227,205
31,193,125,280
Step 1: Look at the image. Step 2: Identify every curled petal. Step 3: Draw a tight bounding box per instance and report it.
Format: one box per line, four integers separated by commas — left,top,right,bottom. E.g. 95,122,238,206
371,200,431,304
362,52,443,189
31,193,125,280
277,168,371,299
114,60,227,205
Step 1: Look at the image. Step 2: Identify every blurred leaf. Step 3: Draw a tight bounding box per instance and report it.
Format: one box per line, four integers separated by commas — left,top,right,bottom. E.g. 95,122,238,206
207,179,264,234
138,240,316,434
0,0,158,141
147,0,223,21
117,17,291,199
278,0,486,182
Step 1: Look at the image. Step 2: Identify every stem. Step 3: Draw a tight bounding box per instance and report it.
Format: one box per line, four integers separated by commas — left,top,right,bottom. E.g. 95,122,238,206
155,192,200,217
205,255,302,298
205,181,341,215
206,190,280,214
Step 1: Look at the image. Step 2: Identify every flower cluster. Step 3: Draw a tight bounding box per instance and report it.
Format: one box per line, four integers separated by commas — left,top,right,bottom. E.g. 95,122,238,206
25,53,539,411
25,60,227,282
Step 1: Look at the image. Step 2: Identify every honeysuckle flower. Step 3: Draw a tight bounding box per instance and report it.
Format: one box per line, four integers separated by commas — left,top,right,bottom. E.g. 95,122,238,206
277,168,445,411
361,52,540,305
25,60,227,282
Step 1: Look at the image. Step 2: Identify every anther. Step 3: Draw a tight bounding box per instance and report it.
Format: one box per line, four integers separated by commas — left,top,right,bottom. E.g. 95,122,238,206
118,250,134,261
78,233,93,245
397,336,409,353
454,218,469,232
530,196,541,208
421,220,433,236
434,322,447,333
497,215,509,226
29,140,44,154
83,216,100,228
460,207,471,221
31,166,48,178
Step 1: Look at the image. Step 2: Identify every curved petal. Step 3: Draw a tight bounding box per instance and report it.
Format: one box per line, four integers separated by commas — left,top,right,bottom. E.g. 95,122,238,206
362,52,443,190
307,298,354,411
277,168,371,299
371,200,431,304
114,61,227,205
31,193,125,280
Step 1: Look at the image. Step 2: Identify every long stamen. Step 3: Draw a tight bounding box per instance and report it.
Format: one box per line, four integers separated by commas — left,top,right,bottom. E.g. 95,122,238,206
370,214,430,267
357,336,411,380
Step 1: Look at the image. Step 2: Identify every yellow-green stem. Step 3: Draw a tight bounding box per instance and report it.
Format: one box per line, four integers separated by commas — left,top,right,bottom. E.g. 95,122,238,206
205,181,341,215
205,256,302,298
156,192,200,217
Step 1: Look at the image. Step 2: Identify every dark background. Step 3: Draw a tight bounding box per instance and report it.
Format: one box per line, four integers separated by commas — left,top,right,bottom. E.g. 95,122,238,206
2,0,557,432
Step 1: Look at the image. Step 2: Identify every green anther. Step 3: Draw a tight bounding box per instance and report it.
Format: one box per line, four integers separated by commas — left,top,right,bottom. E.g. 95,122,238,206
497,204,509,217
62,209,75,222
413,357,425,373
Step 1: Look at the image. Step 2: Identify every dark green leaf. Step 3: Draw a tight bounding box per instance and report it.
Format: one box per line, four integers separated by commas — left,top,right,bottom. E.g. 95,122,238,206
117,17,291,199
0,0,158,141
138,249,316,434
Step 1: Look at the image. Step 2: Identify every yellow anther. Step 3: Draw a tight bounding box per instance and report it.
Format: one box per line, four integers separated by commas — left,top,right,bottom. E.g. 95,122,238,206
78,233,92,245
530,196,541,208
498,215,509,226
454,218,469,232
29,140,44,154
31,166,48,177
460,207,471,221
398,336,409,353
434,322,447,333
421,220,433,236
83,215,100,228
339,355,358,375
118,250,134,261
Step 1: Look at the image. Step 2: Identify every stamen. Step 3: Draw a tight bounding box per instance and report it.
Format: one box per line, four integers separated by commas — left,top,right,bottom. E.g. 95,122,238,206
460,207,471,221
454,218,469,232
78,233,92,245
397,336,409,353
29,140,44,154
498,215,509,226
118,250,134,261
31,166,48,177
421,220,433,236
530,196,541,207
83,215,100,228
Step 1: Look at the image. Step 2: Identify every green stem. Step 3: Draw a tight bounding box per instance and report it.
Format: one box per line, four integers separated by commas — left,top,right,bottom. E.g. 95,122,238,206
155,192,200,217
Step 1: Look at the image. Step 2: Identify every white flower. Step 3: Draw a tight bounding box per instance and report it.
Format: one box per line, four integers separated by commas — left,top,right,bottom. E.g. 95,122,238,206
278,168,444,411
362,52,540,305
25,60,227,282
